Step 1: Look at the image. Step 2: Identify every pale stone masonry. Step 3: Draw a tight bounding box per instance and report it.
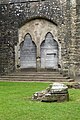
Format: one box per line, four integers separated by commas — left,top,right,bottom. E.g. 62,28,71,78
0,0,80,80
32,82,69,102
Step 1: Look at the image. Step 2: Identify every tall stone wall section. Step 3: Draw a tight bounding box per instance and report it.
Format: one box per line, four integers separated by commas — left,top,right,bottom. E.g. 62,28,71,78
61,0,80,78
70,0,78,78
76,0,80,77
0,0,80,79
60,0,72,76
0,0,63,75
63,0,76,77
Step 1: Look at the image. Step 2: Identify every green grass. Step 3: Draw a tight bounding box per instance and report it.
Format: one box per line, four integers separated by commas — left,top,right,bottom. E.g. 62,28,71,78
0,82,80,120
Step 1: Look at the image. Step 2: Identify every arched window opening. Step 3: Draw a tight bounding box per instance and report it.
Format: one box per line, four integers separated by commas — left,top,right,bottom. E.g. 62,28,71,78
20,33,37,69
40,32,59,69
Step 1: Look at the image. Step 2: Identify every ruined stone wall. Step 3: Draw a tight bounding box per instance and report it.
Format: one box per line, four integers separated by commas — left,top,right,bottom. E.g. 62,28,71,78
61,0,76,77
0,0,63,75
60,0,80,78
0,4,17,74
0,0,80,78
76,0,80,77
69,0,77,78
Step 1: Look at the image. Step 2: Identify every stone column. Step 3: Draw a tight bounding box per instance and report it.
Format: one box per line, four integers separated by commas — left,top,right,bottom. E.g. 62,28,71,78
69,0,77,78
61,0,71,76
76,0,80,77
36,43,41,71
15,44,20,70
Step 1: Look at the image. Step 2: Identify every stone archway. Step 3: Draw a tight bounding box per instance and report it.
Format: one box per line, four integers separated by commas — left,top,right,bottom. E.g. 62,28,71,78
20,33,37,69
15,19,61,71
40,32,59,70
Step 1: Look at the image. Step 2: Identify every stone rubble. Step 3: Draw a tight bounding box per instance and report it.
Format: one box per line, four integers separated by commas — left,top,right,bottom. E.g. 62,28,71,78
67,82,80,89
32,82,69,102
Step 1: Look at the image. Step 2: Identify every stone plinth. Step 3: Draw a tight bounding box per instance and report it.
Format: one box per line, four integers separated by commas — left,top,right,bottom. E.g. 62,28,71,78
32,83,69,102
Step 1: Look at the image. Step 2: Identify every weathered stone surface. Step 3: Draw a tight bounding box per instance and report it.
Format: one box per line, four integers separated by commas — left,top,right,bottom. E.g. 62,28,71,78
0,0,80,80
67,82,80,89
0,0,63,75
32,83,69,102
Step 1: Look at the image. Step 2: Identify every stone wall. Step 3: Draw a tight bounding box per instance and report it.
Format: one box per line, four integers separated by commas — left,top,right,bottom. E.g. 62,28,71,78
76,0,80,76
60,0,80,78
0,0,63,75
61,0,76,77
0,0,80,79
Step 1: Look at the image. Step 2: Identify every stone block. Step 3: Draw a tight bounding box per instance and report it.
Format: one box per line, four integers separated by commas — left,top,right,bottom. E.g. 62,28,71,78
32,83,69,102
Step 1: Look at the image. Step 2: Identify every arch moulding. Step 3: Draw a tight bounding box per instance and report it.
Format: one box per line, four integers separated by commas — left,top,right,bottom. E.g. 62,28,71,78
15,19,61,70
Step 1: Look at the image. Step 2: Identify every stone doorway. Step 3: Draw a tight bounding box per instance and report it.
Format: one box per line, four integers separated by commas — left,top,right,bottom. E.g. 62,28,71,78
20,34,37,69
41,33,59,70
15,19,61,71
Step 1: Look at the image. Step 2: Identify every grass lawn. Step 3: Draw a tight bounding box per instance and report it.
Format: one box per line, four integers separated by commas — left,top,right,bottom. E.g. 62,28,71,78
0,82,80,120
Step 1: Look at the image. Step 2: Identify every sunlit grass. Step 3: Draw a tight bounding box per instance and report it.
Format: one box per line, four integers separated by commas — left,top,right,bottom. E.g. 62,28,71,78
0,82,80,120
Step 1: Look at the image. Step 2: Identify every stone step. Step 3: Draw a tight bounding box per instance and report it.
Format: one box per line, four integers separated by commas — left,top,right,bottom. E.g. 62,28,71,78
0,71,73,82
9,72,61,75
0,77,73,82
5,72,64,78
7,74,63,78
0,76,67,79
0,78,72,82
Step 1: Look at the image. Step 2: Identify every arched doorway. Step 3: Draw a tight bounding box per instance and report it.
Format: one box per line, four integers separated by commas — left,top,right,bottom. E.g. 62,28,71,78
20,33,37,69
15,19,61,71
40,32,59,70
